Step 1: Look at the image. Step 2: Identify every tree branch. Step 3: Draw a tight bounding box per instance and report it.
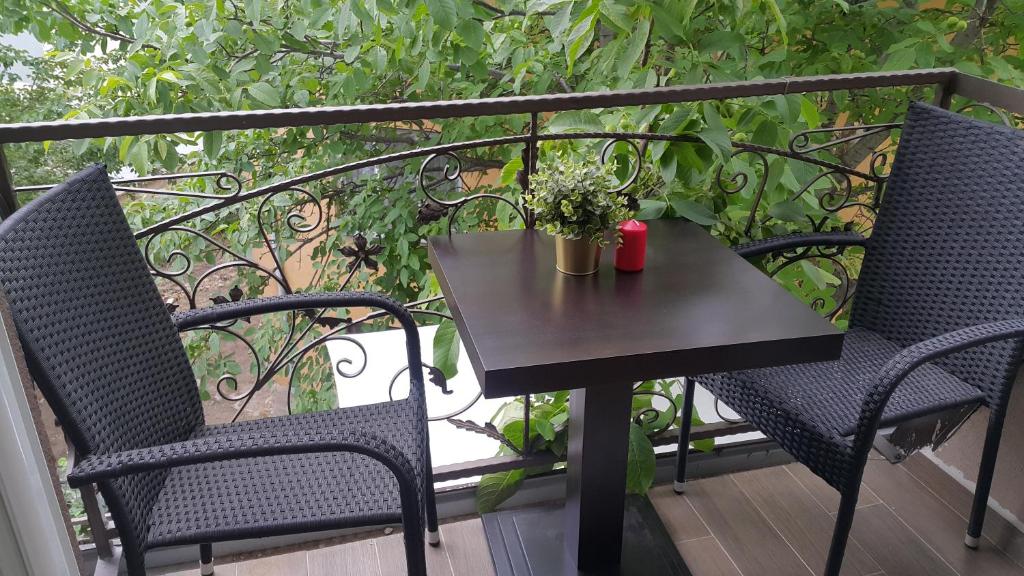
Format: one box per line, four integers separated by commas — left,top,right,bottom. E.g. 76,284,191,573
42,0,157,50
952,0,1001,50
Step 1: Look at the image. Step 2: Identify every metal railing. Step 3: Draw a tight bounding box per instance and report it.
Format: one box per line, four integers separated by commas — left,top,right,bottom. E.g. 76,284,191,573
1,68,1022,490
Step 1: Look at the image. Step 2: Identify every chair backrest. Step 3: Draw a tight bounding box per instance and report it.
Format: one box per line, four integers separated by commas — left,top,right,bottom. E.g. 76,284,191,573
0,165,203,548
851,102,1024,410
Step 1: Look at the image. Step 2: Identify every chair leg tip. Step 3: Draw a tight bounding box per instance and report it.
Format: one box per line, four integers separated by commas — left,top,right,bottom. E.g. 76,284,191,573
965,534,980,549
427,529,440,546
673,480,686,494
200,563,214,576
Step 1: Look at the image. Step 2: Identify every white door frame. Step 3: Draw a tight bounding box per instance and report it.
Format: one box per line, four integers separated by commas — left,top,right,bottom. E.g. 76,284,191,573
0,302,78,576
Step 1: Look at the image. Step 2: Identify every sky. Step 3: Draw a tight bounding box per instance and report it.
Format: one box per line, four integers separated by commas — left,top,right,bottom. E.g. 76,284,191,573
1,32,45,80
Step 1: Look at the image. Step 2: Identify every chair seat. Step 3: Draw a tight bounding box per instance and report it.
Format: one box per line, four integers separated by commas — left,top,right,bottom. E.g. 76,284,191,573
145,398,424,549
697,327,983,488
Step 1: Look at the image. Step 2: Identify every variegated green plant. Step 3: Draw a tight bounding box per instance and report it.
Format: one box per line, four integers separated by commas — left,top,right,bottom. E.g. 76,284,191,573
527,156,632,245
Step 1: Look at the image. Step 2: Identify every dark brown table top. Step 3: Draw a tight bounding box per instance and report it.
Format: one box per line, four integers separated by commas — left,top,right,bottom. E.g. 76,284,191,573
428,219,843,399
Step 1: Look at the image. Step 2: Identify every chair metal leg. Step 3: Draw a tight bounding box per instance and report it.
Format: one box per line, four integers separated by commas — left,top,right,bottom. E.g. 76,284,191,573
966,411,1006,549
674,377,696,494
824,489,859,576
403,512,427,576
200,543,214,576
424,447,440,546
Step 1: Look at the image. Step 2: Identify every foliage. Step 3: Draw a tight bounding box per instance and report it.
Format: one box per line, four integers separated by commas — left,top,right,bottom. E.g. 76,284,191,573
527,154,631,244
0,44,115,189
58,457,90,540
475,379,711,512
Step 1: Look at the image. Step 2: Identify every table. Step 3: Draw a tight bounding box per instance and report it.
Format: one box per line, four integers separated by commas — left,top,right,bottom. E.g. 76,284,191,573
428,219,843,575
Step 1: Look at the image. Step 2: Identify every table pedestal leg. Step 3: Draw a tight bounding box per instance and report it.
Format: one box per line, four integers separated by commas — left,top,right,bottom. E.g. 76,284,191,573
481,383,691,575
565,383,633,571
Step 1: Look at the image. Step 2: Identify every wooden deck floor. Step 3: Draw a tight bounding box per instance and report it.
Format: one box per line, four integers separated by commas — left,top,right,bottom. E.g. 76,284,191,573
152,454,1024,576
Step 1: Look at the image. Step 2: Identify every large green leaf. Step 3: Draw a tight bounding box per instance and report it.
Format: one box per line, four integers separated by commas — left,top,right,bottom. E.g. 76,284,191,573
764,0,788,45
626,422,656,494
698,102,733,163
799,96,821,129
617,20,649,79
799,260,841,289
565,1,599,74
433,319,461,380
203,131,223,161
424,0,457,29
476,468,525,513
669,197,717,226
766,200,805,223
635,199,667,220
535,417,556,441
546,110,604,133
456,19,485,51
882,46,917,71
247,82,280,107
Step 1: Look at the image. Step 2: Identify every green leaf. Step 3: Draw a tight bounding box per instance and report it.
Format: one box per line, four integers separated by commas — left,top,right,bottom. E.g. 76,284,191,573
617,20,649,79
433,319,461,380
71,138,90,155
689,412,714,452
247,82,280,107
698,102,733,163
476,468,525,513
698,31,745,56
680,0,698,24
799,260,841,289
546,110,603,133
626,423,656,494
751,119,779,146
155,70,183,85
764,0,788,45
203,131,223,161
133,11,150,41
566,3,599,74
799,96,821,129
659,151,677,183
456,20,485,51
118,135,135,162
599,1,632,32
500,156,524,186
244,0,263,25
882,47,916,71
636,199,667,220
424,0,457,29
669,197,717,226
535,418,556,441
766,200,805,223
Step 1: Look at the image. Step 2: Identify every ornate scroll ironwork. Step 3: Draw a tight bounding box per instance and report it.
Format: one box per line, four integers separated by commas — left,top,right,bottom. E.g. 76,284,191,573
13,105,953,446
417,151,527,234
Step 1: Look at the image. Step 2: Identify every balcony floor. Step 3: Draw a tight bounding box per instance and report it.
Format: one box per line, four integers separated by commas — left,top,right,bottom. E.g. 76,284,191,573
151,454,1024,576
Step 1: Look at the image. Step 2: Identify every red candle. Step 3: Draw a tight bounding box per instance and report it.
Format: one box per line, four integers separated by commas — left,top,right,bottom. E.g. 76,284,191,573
615,219,647,272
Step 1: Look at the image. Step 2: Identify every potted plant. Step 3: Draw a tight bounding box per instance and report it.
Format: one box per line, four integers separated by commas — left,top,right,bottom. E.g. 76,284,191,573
527,155,631,275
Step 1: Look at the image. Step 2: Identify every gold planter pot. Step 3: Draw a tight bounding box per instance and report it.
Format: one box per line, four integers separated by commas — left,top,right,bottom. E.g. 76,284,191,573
554,235,602,275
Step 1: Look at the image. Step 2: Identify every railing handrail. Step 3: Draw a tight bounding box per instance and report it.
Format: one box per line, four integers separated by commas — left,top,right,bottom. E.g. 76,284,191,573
0,68,959,144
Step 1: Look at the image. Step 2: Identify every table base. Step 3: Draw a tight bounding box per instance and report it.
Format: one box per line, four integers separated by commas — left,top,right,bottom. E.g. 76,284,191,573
481,495,692,576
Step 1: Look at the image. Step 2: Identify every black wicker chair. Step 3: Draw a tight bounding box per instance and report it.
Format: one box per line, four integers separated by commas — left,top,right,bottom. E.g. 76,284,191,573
674,102,1024,576
0,165,438,575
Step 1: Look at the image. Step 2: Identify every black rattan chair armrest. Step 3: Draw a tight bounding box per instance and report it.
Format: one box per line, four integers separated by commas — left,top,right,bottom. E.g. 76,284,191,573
733,231,866,259
67,426,416,488
852,319,1024,456
172,292,412,332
